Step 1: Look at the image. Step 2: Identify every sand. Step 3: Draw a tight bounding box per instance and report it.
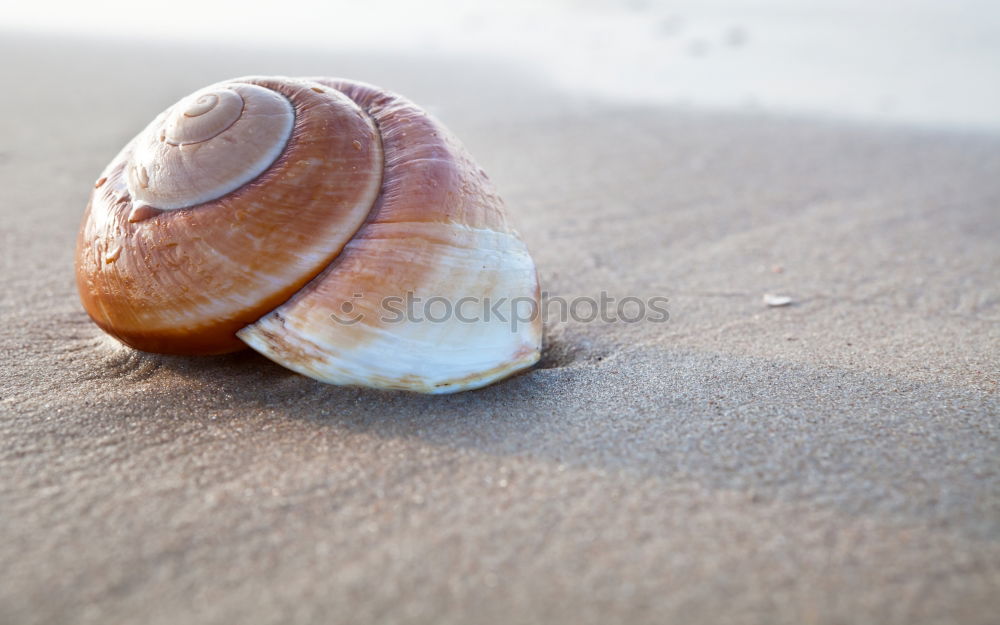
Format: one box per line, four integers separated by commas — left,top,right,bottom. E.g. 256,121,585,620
1,34,998,625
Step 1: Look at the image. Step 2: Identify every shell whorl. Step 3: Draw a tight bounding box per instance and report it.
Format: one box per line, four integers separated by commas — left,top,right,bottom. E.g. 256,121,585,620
76,76,542,392
127,84,295,210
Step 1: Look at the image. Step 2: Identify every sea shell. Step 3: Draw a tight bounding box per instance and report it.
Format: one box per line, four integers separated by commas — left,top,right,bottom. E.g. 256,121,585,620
75,76,542,393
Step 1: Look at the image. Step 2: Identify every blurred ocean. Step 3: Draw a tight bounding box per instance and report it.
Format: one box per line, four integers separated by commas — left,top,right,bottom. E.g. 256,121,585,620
5,0,1000,131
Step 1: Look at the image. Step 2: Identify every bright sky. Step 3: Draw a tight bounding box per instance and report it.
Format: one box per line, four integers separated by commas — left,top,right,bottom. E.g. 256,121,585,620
5,0,1000,131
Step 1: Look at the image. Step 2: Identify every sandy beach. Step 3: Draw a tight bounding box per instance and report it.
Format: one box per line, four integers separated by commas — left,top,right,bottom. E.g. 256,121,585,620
1,29,998,625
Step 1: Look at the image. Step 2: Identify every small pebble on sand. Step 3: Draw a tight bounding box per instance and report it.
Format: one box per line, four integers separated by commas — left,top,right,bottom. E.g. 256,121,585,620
763,293,794,307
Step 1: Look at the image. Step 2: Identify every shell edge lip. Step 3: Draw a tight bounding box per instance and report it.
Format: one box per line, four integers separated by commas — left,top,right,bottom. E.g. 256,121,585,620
420,346,542,394
236,322,542,395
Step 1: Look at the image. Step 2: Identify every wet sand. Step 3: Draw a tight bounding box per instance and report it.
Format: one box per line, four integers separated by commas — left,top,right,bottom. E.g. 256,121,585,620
1,34,998,625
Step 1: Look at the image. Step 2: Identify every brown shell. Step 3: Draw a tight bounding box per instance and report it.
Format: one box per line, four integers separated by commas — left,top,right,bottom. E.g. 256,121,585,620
76,76,542,392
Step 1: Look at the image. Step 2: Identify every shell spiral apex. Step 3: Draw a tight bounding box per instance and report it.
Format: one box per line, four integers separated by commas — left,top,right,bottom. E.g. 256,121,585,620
76,76,542,394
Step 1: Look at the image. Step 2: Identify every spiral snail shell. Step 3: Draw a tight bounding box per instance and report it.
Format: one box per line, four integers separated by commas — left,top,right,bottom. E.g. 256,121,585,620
76,76,542,393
